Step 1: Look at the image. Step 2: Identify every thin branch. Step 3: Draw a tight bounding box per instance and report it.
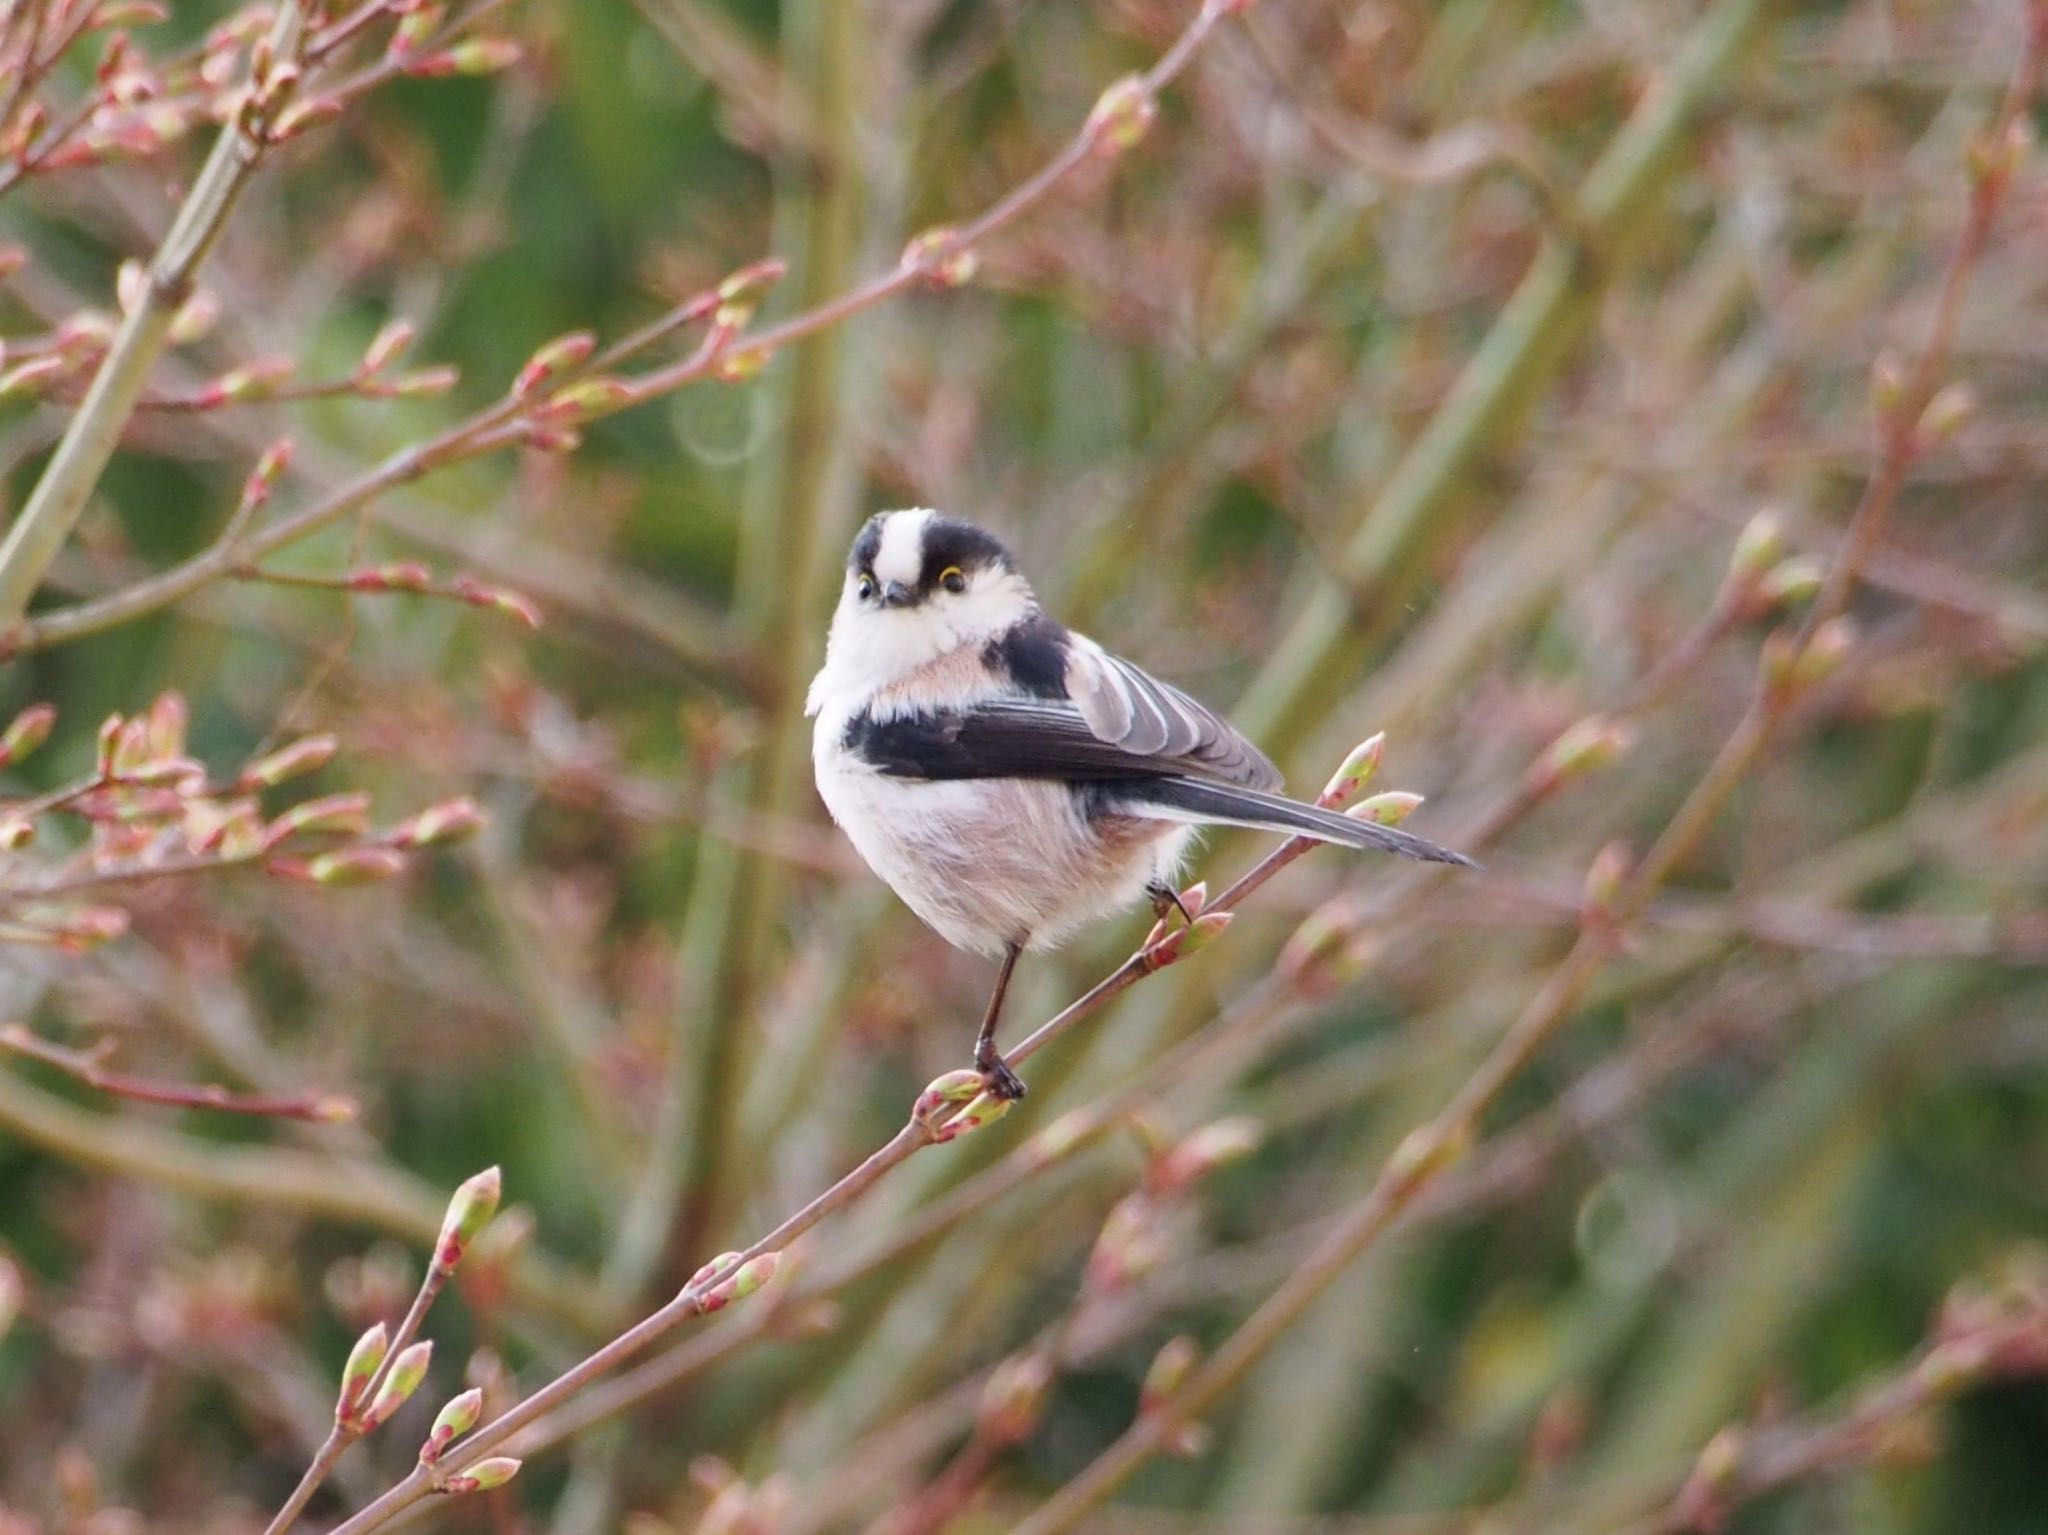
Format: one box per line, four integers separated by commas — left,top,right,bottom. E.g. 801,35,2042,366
0,1023,357,1121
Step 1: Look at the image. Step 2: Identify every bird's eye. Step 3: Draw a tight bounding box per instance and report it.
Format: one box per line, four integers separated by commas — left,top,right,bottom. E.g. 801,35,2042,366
940,566,966,594
856,571,877,600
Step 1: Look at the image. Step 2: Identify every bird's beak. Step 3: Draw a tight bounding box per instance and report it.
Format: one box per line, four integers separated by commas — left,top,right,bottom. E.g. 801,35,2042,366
881,580,916,608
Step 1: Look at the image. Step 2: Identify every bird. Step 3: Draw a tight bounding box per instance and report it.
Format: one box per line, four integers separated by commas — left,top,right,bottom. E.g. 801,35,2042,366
807,508,1473,1102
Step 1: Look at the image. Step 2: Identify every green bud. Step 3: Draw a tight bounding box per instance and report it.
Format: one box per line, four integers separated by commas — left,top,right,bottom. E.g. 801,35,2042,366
977,1352,1053,1445
419,1388,484,1465
304,847,409,886
1348,791,1423,826
1318,731,1385,807
1531,716,1634,795
1087,75,1157,154
1727,511,1785,585
1383,1121,1471,1197
911,1069,985,1132
443,1455,522,1494
361,1340,433,1431
1921,381,1976,446
335,1321,389,1423
1141,1335,1199,1415
932,1091,1013,1143
1756,558,1823,609
436,1166,501,1269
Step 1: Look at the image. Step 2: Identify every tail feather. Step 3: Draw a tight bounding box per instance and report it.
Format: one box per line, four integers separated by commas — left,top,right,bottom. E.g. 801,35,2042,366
1121,777,1476,868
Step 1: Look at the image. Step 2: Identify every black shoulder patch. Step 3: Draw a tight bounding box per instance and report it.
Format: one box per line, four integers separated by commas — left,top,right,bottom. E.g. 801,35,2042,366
919,517,1016,586
983,613,1070,700
849,515,884,572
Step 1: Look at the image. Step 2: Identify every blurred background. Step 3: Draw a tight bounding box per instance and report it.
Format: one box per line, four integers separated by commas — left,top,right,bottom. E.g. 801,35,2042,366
3,0,2047,1530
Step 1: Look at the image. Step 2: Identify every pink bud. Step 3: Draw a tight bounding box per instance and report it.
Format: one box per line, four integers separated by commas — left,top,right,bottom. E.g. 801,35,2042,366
1085,1194,1166,1293
388,3,446,55
547,376,636,419
0,703,57,770
52,907,131,952
236,734,337,792
204,358,294,405
512,331,596,398
1086,76,1156,155
359,319,417,377
263,791,372,847
0,355,75,400
712,347,766,383
1144,909,1233,971
391,797,487,849
687,1252,744,1293
1527,717,1633,798
268,94,343,141
1150,1117,1261,1194
347,561,434,593
900,226,978,288
714,258,786,304
404,37,520,76
297,847,409,886
168,289,219,344
698,1251,779,1313
386,366,459,398
451,577,542,629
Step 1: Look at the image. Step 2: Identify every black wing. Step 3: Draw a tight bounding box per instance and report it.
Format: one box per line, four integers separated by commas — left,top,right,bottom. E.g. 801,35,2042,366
937,619,1280,789
848,697,1204,783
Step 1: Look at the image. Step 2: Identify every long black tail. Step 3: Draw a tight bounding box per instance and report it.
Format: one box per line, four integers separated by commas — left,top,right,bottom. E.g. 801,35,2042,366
1122,777,1476,867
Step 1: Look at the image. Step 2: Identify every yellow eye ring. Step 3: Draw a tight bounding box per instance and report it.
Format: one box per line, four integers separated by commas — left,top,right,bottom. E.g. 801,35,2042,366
939,566,966,593
856,571,877,599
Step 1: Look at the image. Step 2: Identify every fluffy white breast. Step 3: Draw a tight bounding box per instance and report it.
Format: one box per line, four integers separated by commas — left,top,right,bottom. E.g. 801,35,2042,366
805,539,1038,720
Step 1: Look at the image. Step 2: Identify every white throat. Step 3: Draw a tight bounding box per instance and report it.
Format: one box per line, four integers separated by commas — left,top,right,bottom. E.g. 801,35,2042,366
806,566,1038,719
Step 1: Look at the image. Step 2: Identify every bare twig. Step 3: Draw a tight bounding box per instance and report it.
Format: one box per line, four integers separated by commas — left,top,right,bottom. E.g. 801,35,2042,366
0,1023,356,1121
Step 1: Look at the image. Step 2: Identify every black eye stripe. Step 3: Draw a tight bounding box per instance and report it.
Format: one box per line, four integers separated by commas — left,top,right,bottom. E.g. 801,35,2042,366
917,517,1014,587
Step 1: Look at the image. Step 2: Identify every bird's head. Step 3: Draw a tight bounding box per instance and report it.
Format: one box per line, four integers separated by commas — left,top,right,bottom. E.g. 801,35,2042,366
811,509,1040,707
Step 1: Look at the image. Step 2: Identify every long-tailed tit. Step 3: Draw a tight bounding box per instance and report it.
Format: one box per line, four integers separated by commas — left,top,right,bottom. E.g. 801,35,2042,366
808,508,1472,1100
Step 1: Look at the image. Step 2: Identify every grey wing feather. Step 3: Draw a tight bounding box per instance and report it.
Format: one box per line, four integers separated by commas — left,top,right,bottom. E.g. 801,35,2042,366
1065,634,1282,791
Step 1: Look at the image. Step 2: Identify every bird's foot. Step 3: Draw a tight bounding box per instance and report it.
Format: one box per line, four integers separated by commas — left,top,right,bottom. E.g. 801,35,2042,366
975,1049,1028,1102
1146,879,1195,929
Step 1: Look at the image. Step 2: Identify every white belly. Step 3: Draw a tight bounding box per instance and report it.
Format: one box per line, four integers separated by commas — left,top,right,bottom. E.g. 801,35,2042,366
812,723,1190,956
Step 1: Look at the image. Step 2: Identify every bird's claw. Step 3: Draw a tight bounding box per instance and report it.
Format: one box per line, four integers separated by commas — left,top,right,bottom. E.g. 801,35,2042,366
977,1053,1028,1101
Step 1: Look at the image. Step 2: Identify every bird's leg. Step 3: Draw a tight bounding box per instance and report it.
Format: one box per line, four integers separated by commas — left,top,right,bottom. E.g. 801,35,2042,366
1146,878,1194,929
973,941,1027,1101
